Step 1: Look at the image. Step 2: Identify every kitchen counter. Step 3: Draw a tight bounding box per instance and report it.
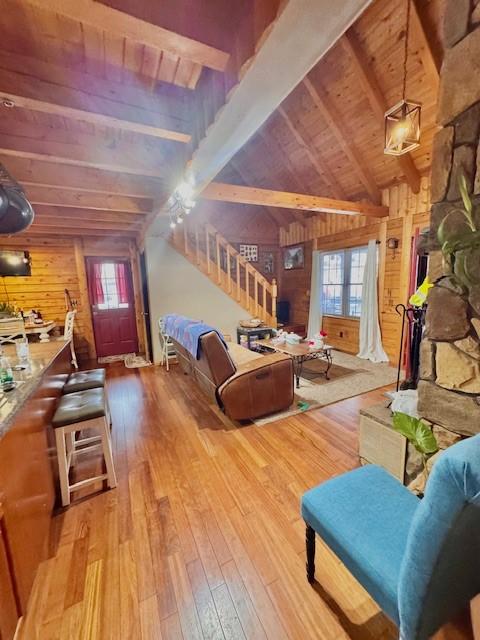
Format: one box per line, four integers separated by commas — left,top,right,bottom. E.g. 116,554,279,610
0,340,71,625
0,342,68,437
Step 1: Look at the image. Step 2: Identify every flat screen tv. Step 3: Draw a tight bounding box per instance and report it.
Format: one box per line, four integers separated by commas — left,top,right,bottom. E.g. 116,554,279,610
0,250,31,276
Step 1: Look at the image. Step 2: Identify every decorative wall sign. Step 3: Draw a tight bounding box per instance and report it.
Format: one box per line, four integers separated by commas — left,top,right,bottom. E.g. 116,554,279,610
239,244,258,262
284,245,304,270
264,252,274,274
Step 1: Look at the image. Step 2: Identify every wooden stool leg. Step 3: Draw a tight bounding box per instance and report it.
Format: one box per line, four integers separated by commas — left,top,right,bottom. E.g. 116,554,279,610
105,393,112,428
306,523,316,584
65,431,75,465
55,427,71,507
101,417,117,489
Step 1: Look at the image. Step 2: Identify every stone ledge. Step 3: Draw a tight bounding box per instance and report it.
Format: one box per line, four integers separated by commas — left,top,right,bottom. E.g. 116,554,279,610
435,341,480,393
417,380,480,436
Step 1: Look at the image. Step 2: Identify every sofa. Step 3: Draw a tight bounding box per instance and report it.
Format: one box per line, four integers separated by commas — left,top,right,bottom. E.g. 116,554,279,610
170,330,294,420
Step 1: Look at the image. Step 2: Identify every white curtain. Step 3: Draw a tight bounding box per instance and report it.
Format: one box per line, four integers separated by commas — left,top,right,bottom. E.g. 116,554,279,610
357,239,388,363
307,250,322,338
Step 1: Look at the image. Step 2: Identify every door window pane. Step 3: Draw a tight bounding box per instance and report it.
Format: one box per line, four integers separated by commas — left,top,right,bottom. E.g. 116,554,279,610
97,263,129,310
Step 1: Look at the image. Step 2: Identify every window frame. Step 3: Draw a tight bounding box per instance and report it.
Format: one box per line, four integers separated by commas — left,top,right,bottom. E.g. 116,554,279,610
320,245,368,319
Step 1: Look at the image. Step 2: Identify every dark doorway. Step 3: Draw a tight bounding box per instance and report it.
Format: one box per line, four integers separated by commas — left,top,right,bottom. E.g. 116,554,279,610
86,258,139,358
140,251,153,361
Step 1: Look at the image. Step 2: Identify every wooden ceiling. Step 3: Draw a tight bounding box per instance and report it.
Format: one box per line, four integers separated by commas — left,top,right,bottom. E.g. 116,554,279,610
217,0,445,228
0,0,444,241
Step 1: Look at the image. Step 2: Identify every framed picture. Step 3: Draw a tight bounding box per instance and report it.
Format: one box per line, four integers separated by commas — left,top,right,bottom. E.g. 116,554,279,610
284,245,304,270
239,244,258,262
264,252,274,274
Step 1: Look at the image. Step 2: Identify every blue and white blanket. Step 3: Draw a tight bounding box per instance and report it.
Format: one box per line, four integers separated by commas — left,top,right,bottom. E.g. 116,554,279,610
162,314,226,359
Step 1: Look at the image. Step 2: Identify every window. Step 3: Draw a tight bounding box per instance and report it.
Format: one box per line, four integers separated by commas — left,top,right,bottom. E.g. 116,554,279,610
91,262,130,310
321,246,368,318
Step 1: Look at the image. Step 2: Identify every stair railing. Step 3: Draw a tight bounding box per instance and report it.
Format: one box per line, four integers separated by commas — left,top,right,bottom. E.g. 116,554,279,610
171,220,277,327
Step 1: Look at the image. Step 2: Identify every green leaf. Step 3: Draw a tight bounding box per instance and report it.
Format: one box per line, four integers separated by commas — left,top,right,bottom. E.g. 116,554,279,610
415,421,439,454
392,412,439,455
454,251,470,286
459,174,473,217
392,412,418,441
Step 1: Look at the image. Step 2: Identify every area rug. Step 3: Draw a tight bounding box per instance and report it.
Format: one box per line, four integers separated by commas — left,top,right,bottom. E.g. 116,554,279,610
300,359,363,383
97,353,134,364
124,354,152,368
255,349,397,426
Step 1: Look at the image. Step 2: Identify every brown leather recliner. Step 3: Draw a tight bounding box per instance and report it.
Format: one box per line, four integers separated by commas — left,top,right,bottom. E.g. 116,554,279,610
170,331,294,421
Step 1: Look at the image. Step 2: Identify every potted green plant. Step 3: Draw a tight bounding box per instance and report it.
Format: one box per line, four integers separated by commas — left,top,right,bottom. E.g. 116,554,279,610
0,302,17,319
437,174,480,290
392,412,438,485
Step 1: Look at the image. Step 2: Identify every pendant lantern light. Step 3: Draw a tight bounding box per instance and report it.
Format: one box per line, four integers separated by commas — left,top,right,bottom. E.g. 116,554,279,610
384,0,421,156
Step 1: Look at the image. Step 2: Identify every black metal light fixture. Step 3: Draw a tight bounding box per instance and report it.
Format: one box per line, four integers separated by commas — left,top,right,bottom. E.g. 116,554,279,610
384,0,421,156
0,164,35,234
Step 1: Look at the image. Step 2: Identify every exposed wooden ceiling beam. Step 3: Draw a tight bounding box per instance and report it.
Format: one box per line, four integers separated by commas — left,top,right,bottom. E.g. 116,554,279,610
0,156,166,199
186,0,372,192
0,85,191,143
230,157,296,229
24,0,230,72
33,205,147,225
233,153,306,228
302,77,381,203
276,106,346,200
201,182,388,217
25,186,153,213
411,0,441,91
341,30,421,194
32,216,141,232
0,49,189,118
0,121,178,179
25,226,137,238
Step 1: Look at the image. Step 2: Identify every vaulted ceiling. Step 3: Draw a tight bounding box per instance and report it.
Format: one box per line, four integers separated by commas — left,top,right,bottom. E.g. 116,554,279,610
0,0,444,241
214,0,445,229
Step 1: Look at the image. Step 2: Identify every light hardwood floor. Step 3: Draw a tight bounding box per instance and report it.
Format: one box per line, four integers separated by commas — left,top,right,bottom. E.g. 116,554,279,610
18,363,470,639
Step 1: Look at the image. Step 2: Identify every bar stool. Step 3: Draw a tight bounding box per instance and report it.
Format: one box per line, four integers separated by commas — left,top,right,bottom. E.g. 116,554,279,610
62,368,111,426
52,387,117,507
62,368,106,393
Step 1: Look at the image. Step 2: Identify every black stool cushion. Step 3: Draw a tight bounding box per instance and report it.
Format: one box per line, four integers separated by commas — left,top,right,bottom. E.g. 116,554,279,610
63,368,106,394
53,388,105,428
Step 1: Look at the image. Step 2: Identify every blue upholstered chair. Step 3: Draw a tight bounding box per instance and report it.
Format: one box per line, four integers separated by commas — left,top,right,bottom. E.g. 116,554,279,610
301,434,480,640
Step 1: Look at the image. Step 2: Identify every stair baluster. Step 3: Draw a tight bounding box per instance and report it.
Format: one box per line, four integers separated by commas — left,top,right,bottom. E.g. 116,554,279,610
170,220,277,327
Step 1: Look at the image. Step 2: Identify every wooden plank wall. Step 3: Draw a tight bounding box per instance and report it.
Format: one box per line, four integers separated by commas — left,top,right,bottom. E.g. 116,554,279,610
278,177,431,362
0,235,145,362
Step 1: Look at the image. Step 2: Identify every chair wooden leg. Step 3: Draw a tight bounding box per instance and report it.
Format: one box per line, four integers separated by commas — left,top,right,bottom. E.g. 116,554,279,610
55,428,71,507
306,523,316,584
101,417,117,490
70,340,78,369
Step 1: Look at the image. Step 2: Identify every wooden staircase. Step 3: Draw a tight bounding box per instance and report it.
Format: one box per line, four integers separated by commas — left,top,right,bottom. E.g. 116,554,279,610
170,220,277,327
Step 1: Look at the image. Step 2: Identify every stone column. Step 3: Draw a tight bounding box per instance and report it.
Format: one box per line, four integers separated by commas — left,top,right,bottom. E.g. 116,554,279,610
417,2,480,436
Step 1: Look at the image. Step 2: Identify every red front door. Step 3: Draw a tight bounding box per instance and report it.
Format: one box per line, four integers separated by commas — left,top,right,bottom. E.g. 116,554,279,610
86,258,139,358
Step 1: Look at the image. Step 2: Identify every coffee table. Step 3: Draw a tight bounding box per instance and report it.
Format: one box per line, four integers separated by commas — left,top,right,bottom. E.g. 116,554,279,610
256,339,333,389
